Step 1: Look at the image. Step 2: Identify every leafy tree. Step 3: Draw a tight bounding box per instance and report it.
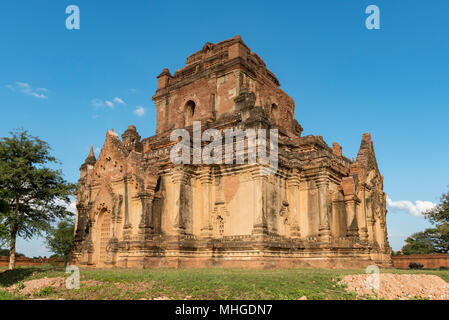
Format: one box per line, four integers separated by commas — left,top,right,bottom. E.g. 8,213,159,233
402,188,449,255
0,199,9,246
427,224,449,253
45,219,75,264
422,190,449,253
0,129,76,270
425,191,449,225
402,229,438,255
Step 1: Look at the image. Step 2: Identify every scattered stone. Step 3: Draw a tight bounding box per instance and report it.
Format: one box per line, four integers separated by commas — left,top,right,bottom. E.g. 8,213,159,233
9,277,65,296
8,277,103,297
339,273,449,300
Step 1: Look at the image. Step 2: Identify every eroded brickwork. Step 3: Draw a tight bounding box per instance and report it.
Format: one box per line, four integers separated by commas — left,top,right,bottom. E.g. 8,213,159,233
71,36,392,269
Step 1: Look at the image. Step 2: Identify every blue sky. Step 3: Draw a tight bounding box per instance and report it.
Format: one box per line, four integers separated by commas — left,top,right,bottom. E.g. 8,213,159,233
1,0,448,256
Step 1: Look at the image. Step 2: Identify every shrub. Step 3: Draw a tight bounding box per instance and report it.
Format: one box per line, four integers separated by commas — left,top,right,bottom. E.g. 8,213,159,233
37,286,54,297
409,262,424,269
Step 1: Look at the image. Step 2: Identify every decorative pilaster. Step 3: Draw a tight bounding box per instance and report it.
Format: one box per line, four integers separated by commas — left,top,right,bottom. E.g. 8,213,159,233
74,204,86,241
171,167,187,234
110,194,122,234
366,199,377,247
381,193,390,253
316,175,331,243
344,194,360,239
123,176,131,230
138,191,155,235
365,191,380,248
379,220,388,251
286,169,301,238
359,184,369,243
251,166,269,236
199,169,213,237
369,217,376,241
86,218,94,265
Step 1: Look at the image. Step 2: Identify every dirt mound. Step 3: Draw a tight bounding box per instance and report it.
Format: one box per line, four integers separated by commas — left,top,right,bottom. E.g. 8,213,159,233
8,277,102,296
9,277,66,296
339,273,449,300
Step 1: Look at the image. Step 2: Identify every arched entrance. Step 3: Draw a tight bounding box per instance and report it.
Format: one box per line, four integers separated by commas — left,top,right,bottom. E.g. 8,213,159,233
96,209,112,264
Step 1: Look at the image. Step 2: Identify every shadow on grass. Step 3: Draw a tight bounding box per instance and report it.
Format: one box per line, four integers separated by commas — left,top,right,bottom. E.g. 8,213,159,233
0,268,48,287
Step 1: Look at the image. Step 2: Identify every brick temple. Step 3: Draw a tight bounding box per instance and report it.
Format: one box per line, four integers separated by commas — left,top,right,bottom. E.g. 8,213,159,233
72,36,392,268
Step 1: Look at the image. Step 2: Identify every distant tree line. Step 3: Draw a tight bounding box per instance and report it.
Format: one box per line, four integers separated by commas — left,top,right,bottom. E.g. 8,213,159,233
0,248,25,257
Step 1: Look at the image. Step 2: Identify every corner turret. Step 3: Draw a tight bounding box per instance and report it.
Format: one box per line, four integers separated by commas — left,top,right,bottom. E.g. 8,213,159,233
80,145,96,178
121,125,142,153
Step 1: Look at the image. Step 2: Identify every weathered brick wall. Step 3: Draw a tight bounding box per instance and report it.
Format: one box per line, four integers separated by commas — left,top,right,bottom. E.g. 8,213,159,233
71,36,392,269
0,256,63,267
152,36,298,136
392,254,449,269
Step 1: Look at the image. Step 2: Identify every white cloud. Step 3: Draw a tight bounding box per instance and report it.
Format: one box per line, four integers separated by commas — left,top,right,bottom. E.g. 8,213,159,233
95,147,101,155
55,198,76,214
92,97,125,109
91,98,105,108
387,197,437,217
67,199,76,214
6,82,48,99
133,106,145,117
105,100,114,108
113,97,125,105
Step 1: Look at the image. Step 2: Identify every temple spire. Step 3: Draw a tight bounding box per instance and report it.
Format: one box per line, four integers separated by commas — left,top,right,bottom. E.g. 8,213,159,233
83,145,97,166
88,145,94,157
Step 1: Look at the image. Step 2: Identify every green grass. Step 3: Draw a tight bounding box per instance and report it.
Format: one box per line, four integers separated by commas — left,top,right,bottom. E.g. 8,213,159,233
0,289,21,300
1,266,449,300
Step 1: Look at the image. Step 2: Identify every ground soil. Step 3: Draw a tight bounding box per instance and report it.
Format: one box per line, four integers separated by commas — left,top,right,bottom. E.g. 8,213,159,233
339,273,449,300
2,267,449,300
